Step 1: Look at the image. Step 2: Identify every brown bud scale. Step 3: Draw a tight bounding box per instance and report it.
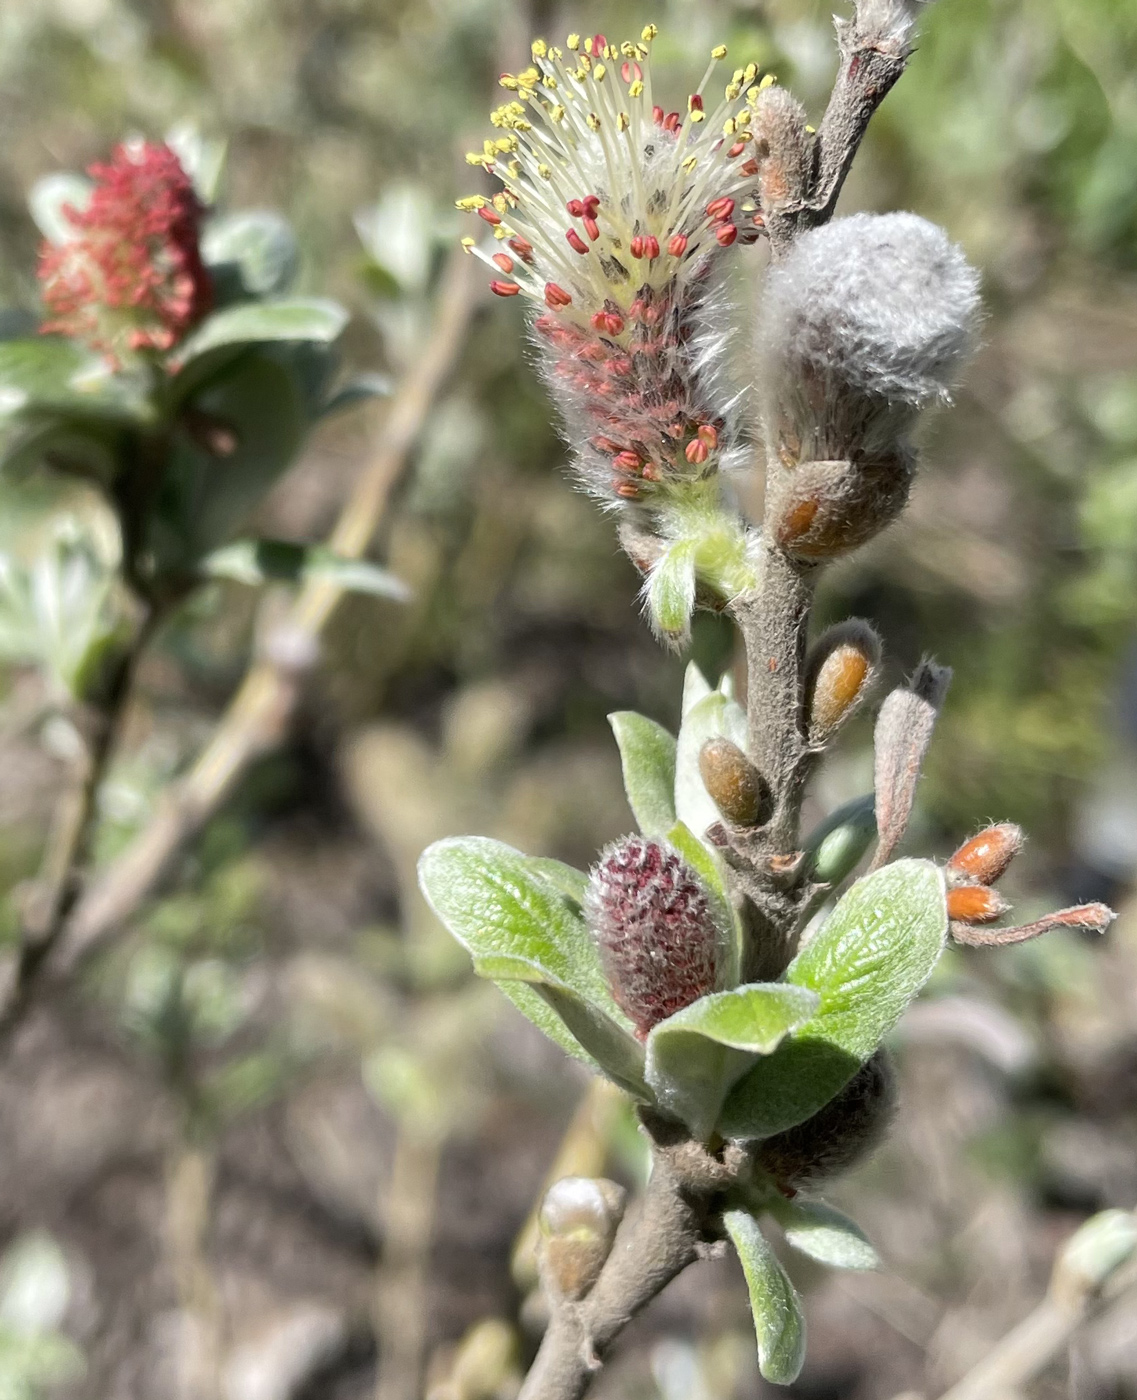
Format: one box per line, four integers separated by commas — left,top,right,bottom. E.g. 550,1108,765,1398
698,737,769,827
947,823,1024,887
946,884,1009,924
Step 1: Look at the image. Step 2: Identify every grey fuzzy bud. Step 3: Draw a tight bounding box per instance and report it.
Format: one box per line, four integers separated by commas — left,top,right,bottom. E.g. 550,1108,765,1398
870,659,952,870
538,1176,627,1301
757,211,981,466
851,0,929,50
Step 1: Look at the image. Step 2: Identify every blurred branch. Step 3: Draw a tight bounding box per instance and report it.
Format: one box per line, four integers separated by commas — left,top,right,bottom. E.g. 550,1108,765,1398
4,248,478,1013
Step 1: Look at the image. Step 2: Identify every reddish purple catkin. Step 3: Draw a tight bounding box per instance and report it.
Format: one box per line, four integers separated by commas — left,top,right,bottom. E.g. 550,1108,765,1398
586,836,720,1040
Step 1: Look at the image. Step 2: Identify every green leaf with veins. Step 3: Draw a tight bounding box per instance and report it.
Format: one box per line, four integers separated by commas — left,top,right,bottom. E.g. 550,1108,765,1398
767,1196,880,1271
170,297,348,369
724,1209,806,1385
608,711,677,838
418,837,647,1097
719,859,946,1140
645,983,818,1140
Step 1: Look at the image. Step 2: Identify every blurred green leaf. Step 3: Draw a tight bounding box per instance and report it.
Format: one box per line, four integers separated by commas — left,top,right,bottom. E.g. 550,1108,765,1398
767,1197,880,1271
720,860,946,1140
645,984,818,1141
170,298,349,371
166,122,227,203
0,340,152,426
724,1209,806,1386
319,373,393,419
804,795,877,885
609,711,677,838
27,173,91,244
203,538,409,602
202,210,299,297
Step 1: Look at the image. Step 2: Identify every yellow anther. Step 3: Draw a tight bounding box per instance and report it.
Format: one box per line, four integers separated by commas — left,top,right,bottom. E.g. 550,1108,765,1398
594,62,606,81
567,33,580,50
605,44,618,59
760,73,776,88
711,44,727,60
805,124,816,134
634,43,648,59
455,195,487,210
460,237,475,250
725,82,741,100
689,109,705,122
617,111,629,130
629,79,644,98
465,152,484,165
531,38,547,58
744,63,758,83
621,40,635,57
492,193,509,212
508,160,521,176
733,68,744,83
518,67,540,89
746,86,759,103
579,53,591,71
499,74,518,90
483,139,497,156
586,112,601,130
584,35,593,53
551,104,565,121
573,68,585,81
550,47,562,60
544,75,558,89
738,108,751,125
493,225,509,239
723,117,736,135
682,155,698,172
641,24,658,42
495,136,518,153
538,163,553,179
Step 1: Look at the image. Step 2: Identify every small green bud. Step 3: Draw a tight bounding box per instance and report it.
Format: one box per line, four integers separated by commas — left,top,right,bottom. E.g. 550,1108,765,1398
1051,1209,1137,1307
538,1176,627,1301
804,795,876,884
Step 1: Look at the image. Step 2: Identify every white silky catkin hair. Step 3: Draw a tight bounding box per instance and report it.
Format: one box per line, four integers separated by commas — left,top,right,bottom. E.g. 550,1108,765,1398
756,212,981,465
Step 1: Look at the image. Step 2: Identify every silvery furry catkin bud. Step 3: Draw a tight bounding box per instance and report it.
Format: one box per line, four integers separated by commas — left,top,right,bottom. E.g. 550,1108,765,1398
586,836,723,1040
757,1050,897,1191
757,212,980,558
870,659,952,869
538,1176,627,1302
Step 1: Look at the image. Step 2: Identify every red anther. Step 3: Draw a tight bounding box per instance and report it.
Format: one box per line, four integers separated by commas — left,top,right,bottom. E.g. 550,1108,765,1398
566,198,585,217
492,253,514,273
508,236,534,262
477,205,501,225
630,235,645,258
689,94,704,112
613,451,642,473
615,480,640,498
686,439,709,464
728,141,747,158
628,298,645,320
641,462,661,481
590,310,625,335
583,195,601,214
715,223,738,246
593,435,622,453
706,197,735,220
664,111,681,132
668,233,688,256
621,61,642,83
544,282,572,307
666,422,684,439
644,235,659,259
741,158,760,176
652,105,665,125
490,280,521,296
583,215,600,241
751,213,766,227
592,34,608,54
697,424,719,448
610,356,632,375
566,228,588,254
641,303,662,325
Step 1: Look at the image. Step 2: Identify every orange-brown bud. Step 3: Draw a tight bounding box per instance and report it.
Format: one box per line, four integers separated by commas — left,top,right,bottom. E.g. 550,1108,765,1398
698,738,770,828
770,458,912,560
947,823,1024,887
807,621,882,744
946,884,1009,924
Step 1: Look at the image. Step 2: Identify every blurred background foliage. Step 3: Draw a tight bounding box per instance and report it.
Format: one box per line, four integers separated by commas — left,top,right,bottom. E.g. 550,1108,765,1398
0,0,1134,1398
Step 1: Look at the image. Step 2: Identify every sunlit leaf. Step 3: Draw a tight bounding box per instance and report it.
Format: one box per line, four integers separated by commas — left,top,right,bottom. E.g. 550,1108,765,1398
724,1210,806,1385
608,711,677,838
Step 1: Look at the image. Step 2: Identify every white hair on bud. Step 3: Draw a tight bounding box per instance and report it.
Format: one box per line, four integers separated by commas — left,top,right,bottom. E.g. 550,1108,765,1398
852,0,927,48
762,212,980,408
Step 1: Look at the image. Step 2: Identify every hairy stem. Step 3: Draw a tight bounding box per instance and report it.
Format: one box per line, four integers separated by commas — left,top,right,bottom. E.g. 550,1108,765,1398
518,1152,705,1400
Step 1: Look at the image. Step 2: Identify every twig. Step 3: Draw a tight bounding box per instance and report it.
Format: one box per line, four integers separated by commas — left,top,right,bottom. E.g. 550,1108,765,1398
165,1141,224,1400
35,249,478,986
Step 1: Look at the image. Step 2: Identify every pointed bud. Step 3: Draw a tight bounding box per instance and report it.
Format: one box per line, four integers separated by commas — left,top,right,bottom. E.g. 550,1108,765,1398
757,1050,896,1190
951,902,1115,948
804,794,876,885
946,884,1010,924
586,837,722,1039
807,620,882,744
946,823,1024,887
870,660,951,870
698,737,771,827
752,86,810,225
538,1176,627,1301
771,456,913,560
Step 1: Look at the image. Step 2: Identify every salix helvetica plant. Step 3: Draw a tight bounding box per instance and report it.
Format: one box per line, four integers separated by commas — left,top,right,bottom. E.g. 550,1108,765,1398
417,6,1117,1398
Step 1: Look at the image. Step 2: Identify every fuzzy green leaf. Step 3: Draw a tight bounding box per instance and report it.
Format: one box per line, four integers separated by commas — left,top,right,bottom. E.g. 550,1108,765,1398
0,339,152,425
170,297,349,368
524,857,589,906
418,837,646,1096
720,859,946,1139
645,984,818,1140
768,1197,880,1271
202,211,299,297
674,687,748,846
646,538,697,643
724,1209,806,1385
608,711,677,838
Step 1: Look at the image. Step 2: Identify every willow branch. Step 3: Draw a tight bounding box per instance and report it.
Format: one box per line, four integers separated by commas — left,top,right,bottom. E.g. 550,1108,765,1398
13,250,477,1000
